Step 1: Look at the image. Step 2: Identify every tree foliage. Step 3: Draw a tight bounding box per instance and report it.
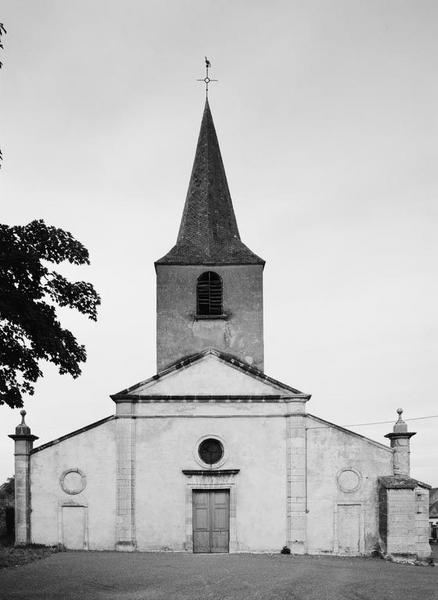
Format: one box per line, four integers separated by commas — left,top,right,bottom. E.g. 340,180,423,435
0,220,100,408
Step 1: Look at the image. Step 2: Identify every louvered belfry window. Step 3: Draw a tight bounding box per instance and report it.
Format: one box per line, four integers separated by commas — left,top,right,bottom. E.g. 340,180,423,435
197,271,223,316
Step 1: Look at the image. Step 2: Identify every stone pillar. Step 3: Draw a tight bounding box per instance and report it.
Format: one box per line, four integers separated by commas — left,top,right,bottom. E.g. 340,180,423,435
115,411,136,551
384,408,415,476
379,480,417,557
8,410,38,546
286,413,307,554
378,409,431,560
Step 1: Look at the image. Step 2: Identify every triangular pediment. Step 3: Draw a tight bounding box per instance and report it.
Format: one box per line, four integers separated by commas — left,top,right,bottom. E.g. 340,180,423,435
112,349,308,399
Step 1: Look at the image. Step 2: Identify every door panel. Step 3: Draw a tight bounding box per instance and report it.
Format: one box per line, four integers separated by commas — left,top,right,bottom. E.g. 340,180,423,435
211,491,229,553
193,492,209,529
193,492,211,553
193,490,229,553
212,491,229,529
337,504,360,555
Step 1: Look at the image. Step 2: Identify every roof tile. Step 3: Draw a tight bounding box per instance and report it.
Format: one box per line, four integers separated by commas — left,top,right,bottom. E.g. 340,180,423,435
156,100,264,265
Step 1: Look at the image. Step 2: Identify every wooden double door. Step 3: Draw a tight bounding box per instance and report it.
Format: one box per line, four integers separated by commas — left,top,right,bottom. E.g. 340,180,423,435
192,490,230,553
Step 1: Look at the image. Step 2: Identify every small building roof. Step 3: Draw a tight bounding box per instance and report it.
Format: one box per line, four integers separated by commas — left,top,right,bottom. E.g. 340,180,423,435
156,100,264,266
429,487,438,504
379,475,431,490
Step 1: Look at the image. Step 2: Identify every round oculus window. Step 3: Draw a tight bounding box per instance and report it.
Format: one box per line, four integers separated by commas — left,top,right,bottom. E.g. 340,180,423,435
198,438,224,465
337,468,361,493
60,468,87,495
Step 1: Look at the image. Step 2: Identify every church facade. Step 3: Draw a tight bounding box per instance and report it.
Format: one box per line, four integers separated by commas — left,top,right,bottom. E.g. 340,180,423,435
10,101,431,559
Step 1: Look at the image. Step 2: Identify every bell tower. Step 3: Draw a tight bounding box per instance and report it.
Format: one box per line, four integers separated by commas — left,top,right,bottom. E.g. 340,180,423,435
155,100,265,372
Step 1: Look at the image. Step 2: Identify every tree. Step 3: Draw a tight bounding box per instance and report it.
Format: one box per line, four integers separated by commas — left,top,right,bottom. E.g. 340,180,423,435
0,220,100,408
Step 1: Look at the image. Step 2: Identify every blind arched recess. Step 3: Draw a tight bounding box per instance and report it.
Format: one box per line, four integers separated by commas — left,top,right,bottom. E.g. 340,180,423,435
196,272,223,316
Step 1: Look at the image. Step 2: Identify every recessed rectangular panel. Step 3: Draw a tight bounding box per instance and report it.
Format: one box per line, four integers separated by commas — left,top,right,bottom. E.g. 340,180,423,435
194,505,209,530
337,504,360,555
211,494,229,530
62,506,85,550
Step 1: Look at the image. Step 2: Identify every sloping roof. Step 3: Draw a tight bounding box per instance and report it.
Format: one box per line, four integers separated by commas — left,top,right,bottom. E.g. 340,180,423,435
156,100,264,266
379,475,431,490
30,416,115,454
111,348,309,400
307,413,393,453
430,499,438,518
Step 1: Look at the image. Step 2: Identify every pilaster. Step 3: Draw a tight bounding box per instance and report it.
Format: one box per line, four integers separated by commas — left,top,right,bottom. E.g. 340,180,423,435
286,413,307,553
115,413,136,551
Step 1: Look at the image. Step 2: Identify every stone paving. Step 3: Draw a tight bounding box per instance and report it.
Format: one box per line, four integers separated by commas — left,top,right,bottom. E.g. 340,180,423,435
0,552,436,600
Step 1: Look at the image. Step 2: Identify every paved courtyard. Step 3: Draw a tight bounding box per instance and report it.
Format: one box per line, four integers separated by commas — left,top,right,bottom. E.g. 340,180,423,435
0,552,436,600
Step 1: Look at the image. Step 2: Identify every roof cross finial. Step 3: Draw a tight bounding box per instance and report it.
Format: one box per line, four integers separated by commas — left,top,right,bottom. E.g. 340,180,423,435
197,57,218,98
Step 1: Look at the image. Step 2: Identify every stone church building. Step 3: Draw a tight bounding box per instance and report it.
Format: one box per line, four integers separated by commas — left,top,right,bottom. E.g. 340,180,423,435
10,100,431,559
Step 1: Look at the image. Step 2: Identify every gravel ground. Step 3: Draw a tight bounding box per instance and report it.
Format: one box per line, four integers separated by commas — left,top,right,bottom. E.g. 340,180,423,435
0,552,436,600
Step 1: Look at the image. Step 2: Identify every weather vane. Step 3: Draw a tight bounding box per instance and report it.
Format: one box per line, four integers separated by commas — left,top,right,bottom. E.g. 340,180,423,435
197,57,218,97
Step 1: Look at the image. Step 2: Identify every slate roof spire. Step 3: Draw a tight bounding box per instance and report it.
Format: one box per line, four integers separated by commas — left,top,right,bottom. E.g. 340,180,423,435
156,100,264,265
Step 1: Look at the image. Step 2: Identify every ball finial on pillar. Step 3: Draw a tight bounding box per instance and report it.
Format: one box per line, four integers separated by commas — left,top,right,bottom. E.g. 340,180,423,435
15,410,31,436
393,408,408,433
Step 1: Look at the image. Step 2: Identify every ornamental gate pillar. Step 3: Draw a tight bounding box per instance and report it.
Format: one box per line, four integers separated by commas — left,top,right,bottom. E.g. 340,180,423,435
9,410,38,546
378,409,431,560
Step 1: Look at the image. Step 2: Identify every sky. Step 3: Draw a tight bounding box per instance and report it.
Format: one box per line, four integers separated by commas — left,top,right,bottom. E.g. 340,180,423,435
0,0,437,486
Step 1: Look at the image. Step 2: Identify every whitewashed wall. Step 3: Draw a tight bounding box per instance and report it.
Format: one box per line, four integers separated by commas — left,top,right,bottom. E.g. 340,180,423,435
28,399,406,554
30,418,116,550
134,412,287,552
306,415,393,555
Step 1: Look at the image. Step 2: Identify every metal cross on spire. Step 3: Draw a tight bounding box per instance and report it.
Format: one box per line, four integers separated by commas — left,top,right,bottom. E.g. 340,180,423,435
197,57,218,97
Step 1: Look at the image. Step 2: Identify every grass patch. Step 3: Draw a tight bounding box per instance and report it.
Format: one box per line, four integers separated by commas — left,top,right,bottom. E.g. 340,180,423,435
0,544,59,569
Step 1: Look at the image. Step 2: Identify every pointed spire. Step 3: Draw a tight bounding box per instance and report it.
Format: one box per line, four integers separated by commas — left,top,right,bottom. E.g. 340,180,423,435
156,100,264,265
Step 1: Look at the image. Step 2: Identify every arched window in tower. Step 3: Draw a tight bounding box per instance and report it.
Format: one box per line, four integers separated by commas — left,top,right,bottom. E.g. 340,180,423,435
196,272,223,316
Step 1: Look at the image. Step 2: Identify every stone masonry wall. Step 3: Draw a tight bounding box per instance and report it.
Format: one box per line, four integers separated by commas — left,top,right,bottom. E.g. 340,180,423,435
386,489,416,556
286,415,306,553
378,486,388,548
156,264,264,372
414,487,431,559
